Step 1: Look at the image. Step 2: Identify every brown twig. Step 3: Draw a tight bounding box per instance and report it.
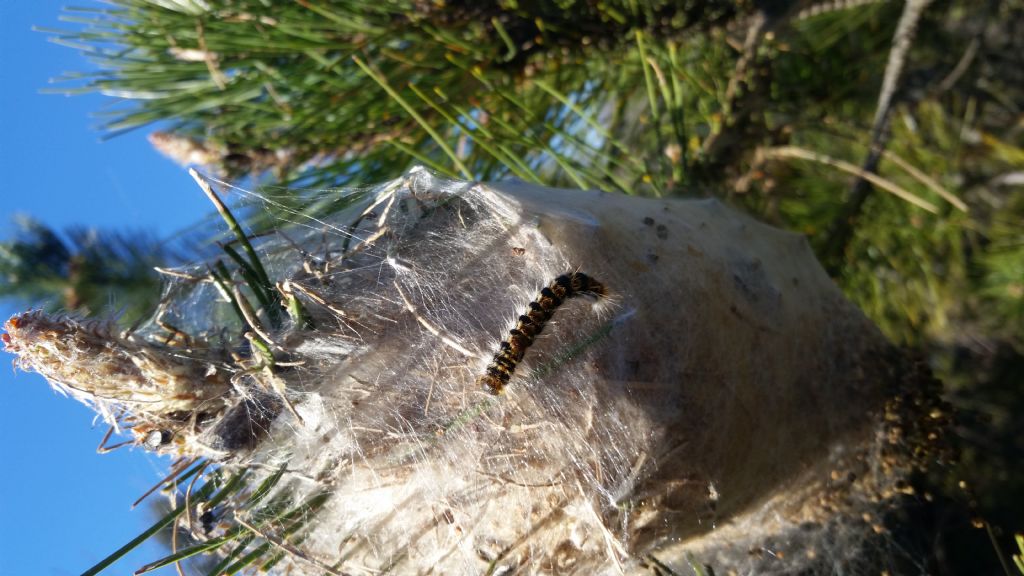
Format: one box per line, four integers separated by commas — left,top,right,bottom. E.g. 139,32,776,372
760,146,939,213
821,0,935,274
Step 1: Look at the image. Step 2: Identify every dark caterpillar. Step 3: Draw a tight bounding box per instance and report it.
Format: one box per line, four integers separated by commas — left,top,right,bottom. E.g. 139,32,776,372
479,272,606,395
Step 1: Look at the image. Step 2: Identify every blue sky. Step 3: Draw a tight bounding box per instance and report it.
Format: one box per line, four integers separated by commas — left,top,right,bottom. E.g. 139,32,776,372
0,3,212,574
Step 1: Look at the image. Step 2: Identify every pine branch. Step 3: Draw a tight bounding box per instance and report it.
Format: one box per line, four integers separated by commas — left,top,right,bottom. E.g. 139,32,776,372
0,217,175,321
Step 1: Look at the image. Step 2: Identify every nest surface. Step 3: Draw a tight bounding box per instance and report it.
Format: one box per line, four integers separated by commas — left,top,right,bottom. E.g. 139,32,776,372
2,169,950,575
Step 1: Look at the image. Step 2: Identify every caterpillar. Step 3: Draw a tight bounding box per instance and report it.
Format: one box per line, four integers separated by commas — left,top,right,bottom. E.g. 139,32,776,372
479,272,606,395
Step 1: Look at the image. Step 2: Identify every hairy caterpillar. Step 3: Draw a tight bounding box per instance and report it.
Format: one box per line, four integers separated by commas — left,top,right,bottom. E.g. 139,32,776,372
479,272,606,395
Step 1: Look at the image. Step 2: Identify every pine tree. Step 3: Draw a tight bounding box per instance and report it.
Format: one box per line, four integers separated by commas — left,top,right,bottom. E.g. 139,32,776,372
5,0,1023,573
0,217,173,322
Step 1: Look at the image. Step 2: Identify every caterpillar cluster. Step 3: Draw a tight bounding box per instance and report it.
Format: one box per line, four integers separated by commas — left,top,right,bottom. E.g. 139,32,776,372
479,272,606,395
